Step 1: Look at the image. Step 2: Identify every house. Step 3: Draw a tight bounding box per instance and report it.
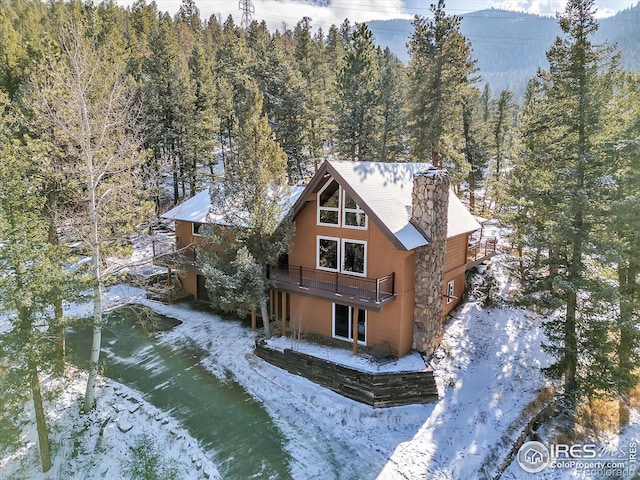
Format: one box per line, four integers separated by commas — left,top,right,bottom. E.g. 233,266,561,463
153,160,496,359
152,187,305,302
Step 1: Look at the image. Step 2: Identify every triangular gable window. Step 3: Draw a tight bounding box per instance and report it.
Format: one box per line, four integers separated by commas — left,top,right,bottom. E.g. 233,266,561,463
317,177,367,230
317,178,340,225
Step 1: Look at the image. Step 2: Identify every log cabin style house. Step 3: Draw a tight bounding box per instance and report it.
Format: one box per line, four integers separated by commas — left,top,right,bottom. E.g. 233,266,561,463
153,160,496,359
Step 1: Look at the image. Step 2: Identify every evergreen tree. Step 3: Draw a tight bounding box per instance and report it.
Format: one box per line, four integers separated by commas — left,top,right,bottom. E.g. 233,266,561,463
143,14,195,204
378,47,407,162
599,71,640,426
0,0,49,98
485,89,517,212
460,85,490,211
407,0,476,181
186,40,219,190
248,21,307,181
0,93,74,471
507,0,619,421
294,18,332,173
334,22,381,161
199,83,292,339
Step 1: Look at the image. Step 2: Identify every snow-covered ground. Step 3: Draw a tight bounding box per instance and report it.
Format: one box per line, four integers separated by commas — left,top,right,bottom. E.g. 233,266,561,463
2,249,638,479
0,366,219,479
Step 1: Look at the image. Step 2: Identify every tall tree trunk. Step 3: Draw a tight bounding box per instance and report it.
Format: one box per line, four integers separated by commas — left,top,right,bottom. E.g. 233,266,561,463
172,154,179,204
83,283,103,413
29,361,51,473
260,297,271,339
84,168,103,413
46,189,65,359
618,261,637,427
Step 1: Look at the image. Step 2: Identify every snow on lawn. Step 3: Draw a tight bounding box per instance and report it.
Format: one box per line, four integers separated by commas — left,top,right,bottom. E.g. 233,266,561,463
0,368,219,480
134,287,557,479
265,335,428,373
3,266,637,479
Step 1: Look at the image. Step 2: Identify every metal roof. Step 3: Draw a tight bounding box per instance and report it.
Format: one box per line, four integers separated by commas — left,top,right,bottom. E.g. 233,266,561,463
292,160,481,251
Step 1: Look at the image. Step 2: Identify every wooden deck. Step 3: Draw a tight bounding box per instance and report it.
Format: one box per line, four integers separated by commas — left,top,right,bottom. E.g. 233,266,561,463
466,237,498,270
152,241,199,273
269,264,395,312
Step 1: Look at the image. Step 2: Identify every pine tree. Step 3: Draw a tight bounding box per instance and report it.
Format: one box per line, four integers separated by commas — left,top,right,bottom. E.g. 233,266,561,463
378,47,407,162
485,89,517,212
186,40,219,190
248,21,307,181
143,14,195,204
460,85,490,212
334,22,381,161
294,17,332,173
407,0,476,178
199,82,292,339
507,0,619,422
599,71,640,426
0,93,75,472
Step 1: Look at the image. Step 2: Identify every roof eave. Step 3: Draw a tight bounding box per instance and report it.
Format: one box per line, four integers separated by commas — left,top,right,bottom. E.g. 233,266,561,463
293,161,412,252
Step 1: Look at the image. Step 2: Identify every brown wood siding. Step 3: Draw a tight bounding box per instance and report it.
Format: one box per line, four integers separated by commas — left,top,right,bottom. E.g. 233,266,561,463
174,221,205,301
444,233,469,274
288,196,416,357
290,195,412,291
175,220,205,249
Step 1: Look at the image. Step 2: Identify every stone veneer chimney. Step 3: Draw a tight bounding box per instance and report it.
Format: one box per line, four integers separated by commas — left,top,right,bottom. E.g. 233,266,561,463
412,168,450,356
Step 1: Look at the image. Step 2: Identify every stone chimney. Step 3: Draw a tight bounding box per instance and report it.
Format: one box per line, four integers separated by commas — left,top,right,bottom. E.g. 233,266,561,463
412,168,450,356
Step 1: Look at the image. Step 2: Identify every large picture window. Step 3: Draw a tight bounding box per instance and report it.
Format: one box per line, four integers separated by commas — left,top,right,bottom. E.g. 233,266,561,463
317,236,367,276
343,192,367,229
332,304,366,343
317,236,339,271
317,179,340,226
342,240,366,276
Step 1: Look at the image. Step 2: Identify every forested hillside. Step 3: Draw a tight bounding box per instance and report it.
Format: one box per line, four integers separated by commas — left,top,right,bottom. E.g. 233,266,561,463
369,3,640,97
0,0,638,471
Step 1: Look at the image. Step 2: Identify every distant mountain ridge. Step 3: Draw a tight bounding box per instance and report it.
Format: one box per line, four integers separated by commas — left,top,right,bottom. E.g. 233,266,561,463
366,4,640,98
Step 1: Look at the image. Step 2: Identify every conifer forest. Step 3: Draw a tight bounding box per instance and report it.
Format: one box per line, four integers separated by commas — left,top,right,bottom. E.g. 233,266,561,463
0,0,639,477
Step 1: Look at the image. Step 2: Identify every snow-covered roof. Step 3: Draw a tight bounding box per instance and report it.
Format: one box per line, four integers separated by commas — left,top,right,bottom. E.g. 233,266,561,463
161,187,306,224
293,161,481,251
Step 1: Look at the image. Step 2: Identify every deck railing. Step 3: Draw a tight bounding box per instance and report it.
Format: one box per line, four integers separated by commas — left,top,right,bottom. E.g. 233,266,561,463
152,240,197,267
467,237,498,264
269,264,395,303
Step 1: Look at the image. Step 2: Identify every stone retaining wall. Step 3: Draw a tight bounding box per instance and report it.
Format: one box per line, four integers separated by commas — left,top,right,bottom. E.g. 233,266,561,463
255,342,438,408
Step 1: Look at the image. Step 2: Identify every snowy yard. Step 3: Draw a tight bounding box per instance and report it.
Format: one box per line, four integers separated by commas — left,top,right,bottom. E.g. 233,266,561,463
1,254,638,479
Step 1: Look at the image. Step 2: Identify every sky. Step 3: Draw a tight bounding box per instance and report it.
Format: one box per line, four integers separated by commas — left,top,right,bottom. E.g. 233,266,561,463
118,0,640,30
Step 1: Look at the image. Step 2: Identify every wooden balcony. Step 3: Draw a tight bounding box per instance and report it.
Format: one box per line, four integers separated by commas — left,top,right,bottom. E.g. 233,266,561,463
269,264,395,312
466,237,498,270
152,240,199,273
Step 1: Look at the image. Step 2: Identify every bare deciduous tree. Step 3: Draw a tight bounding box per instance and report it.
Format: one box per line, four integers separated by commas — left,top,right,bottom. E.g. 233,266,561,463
27,16,152,413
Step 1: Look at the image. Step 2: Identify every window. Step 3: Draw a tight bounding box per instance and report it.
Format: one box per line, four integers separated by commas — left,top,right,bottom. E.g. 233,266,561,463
193,222,203,235
446,280,455,304
317,179,340,226
317,236,339,271
342,192,367,229
332,304,366,343
342,240,366,276
317,237,367,276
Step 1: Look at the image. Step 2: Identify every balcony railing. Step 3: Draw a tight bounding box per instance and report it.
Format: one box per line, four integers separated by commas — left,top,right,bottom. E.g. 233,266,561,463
269,264,395,304
467,237,498,266
152,240,197,269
